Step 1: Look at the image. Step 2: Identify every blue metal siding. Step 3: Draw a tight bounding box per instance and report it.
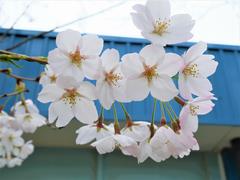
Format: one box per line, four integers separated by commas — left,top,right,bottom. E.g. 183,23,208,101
0,29,240,126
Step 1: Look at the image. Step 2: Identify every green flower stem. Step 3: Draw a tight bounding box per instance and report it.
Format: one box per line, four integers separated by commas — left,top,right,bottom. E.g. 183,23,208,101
160,101,166,118
167,102,178,119
163,103,174,122
151,98,157,125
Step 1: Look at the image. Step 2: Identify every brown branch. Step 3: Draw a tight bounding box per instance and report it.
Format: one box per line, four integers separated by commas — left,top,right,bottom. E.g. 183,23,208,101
0,50,48,64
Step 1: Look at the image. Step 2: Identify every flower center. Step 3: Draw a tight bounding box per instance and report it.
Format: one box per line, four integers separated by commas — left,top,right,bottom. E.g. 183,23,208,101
153,20,170,36
182,64,199,77
50,75,57,83
105,71,122,87
143,65,158,83
62,89,81,106
24,115,32,122
189,105,199,116
69,48,85,67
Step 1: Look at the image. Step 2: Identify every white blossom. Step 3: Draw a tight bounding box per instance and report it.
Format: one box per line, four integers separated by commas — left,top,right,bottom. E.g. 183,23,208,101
131,0,195,45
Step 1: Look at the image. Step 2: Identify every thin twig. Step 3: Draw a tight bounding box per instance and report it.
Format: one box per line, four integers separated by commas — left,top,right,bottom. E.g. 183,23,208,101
0,68,39,82
5,1,126,51
0,1,33,42
0,89,29,99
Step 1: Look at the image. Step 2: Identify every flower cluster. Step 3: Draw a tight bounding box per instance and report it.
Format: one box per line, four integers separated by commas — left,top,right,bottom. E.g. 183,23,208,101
36,0,218,163
0,99,45,168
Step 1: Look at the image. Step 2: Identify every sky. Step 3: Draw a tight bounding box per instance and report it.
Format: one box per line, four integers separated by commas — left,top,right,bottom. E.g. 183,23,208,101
0,0,240,45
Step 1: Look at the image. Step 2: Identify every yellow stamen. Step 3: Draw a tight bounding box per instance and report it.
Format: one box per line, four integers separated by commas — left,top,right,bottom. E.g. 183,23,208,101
182,64,199,77
105,71,122,87
62,89,81,106
153,20,170,36
189,105,199,116
143,64,158,83
69,48,85,67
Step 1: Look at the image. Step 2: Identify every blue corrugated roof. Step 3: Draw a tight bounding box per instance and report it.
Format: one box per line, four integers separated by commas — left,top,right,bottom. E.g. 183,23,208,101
0,29,239,126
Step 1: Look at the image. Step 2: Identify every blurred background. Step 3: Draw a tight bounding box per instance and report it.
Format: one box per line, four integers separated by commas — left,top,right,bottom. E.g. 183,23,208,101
0,0,240,180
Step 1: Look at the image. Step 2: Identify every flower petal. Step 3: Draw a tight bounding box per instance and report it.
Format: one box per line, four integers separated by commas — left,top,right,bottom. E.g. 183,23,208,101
178,73,192,100
101,48,120,72
91,136,115,154
56,29,81,53
188,77,213,97
140,44,165,66
82,57,101,80
183,42,207,64
151,75,178,102
158,53,181,77
195,55,218,78
76,125,97,144
126,77,149,101
96,81,114,110
146,0,171,20
121,53,144,79
78,81,97,100
54,100,74,127
73,98,98,124
80,34,103,56
38,84,64,103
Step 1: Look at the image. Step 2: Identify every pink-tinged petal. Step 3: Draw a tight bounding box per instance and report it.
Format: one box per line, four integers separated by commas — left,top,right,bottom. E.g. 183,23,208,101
82,57,101,80
188,77,213,97
137,141,151,163
91,136,115,154
38,84,64,103
56,76,80,89
178,73,192,100
130,12,153,32
150,75,178,102
141,32,169,46
56,29,82,53
113,81,131,103
61,64,84,81
78,81,96,101
193,99,215,115
180,111,198,133
194,55,218,78
146,0,171,20
183,42,207,64
168,14,195,34
48,103,58,123
140,44,165,66
96,81,114,110
53,100,74,127
158,53,181,77
101,49,120,72
126,77,149,101
48,48,70,74
121,53,144,78
73,98,98,124
76,125,97,144
80,34,103,56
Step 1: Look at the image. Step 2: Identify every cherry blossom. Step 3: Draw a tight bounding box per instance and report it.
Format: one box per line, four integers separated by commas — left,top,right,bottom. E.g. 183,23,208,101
48,29,103,81
76,121,114,145
39,65,58,86
178,42,218,99
121,44,180,101
11,100,46,133
96,49,129,109
121,121,150,142
131,0,195,45
179,96,216,133
91,134,138,157
38,76,98,127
